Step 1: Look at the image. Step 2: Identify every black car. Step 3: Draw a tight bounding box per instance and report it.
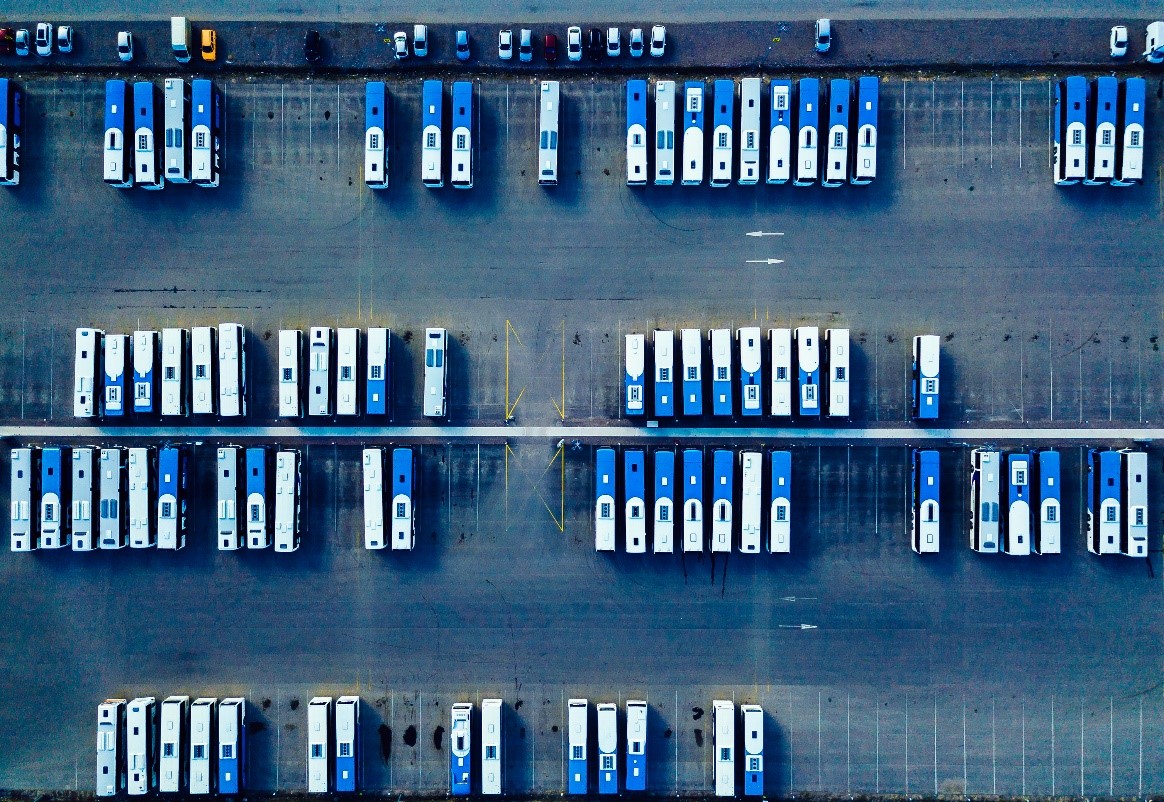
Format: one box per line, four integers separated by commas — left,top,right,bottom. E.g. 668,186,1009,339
303,29,322,64
586,27,604,60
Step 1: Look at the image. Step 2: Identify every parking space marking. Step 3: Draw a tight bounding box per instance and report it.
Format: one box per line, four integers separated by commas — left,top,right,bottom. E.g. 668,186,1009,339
1018,82,1023,168
1022,700,1026,795
817,690,822,790
280,83,285,168
963,698,968,792
992,697,998,794
960,81,965,168
933,695,938,795
846,693,851,793
902,81,907,169
875,699,880,792
989,79,994,168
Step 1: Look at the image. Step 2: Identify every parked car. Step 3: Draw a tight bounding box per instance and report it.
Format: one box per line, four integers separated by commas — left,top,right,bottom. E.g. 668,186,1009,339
413,24,428,56
567,26,582,61
393,30,408,59
650,25,666,57
815,18,831,52
498,28,512,59
56,25,73,53
15,29,29,56
0,28,14,56
116,30,133,62
544,33,557,61
303,29,322,63
1110,25,1128,58
201,28,217,61
455,29,469,60
519,28,532,62
35,22,52,56
629,27,643,57
606,26,620,56
586,27,604,60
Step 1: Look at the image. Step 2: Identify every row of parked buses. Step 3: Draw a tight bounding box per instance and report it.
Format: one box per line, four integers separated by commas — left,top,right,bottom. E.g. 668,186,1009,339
364,79,476,190
1053,76,1145,187
625,76,878,187
360,446,416,550
0,78,23,185
74,325,247,419
97,696,246,796
595,447,791,554
10,445,188,551
103,78,222,188
216,446,303,552
969,449,1061,555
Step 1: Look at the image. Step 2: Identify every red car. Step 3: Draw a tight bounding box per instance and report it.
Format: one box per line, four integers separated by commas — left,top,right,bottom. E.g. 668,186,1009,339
543,33,557,61
0,28,13,55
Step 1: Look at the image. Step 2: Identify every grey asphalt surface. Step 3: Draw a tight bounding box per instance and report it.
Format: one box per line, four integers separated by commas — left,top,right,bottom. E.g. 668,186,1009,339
0,72,1162,795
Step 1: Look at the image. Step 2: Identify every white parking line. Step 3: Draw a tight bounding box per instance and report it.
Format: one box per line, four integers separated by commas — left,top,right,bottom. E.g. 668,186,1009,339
1080,696,1085,796
1021,699,1026,796
960,81,965,168
1018,81,1023,169
989,78,994,169
875,699,880,793
933,695,938,795
902,80,907,169
817,690,822,791
905,694,911,795
962,698,968,792
992,696,997,794
846,694,851,793
1110,696,1114,795
1052,694,1057,796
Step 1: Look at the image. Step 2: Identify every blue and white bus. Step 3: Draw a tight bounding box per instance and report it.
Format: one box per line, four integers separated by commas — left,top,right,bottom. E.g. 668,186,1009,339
769,328,792,417
40,446,68,549
653,330,674,417
157,445,188,550
738,77,761,184
1087,449,1121,555
567,699,588,794
1114,77,1145,186
450,702,471,796
335,696,360,793
391,447,415,550
681,328,703,416
1034,450,1061,554
133,81,163,189
767,79,792,184
365,81,389,189
769,450,791,553
99,447,127,549
739,451,762,553
421,80,444,188
911,449,940,554
795,78,820,185
625,700,647,791
1087,76,1118,185
625,449,646,553
1003,452,1031,556
710,328,733,417
163,78,190,184
823,78,850,187
794,326,820,417
654,80,676,185
1054,76,1088,185
597,702,618,794
0,78,23,186
1120,449,1148,557
190,79,222,188
681,81,705,185
366,327,390,416
10,447,36,551
711,449,733,552
738,327,762,417
71,447,96,551
653,449,675,553
626,79,648,186
711,79,735,187
218,698,245,794
451,80,474,189
307,697,332,793
912,335,940,420
217,446,241,551
624,333,645,416
104,80,132,187
246,447,269,549
682,448,703,552
595,447,616,551
132,330,156,415
104,334,128,417
969,449,1000,553
742,703,763,796
825,327,849,418
852,76,879,184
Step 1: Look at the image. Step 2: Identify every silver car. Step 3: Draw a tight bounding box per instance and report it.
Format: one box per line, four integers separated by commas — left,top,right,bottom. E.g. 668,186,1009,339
519,28,532,62
814,18,831,52
498,28,512,60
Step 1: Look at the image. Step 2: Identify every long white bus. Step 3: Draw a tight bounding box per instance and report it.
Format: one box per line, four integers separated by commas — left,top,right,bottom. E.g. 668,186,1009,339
97,698,127,797
712,700,735,797
740,451,762,553
769,328,792,417
189,697,215,795
100,447,127,549
274,450,301,552
159,695,189,793
481,698,503,795
655,80,676,184
191,326,216,415
538,80,560,186
309,326,332,417
163,78,190,184
75,327,103,418
218,323,246,417
72,447,96,551
336,327,359,415
825,327,850,418
161,328,187,417
738,77,761,184
969,449,1000,553
307,697,333,793
217,447,241,550
1121,449,1148,557
279,329,302,417
127,696,157,795
128,447,154,548
767,80,792,184
424,327,448,417
10,447,35,552
363,447,385,549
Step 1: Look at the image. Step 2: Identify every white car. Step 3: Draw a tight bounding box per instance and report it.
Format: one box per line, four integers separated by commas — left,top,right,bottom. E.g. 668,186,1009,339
815,18,831,52
606,26,620,56
567,25,582,61
35,22,52,56
117,31,133,62
498,28,512,59
1110,25,1128,58
650,24,666,57
56,25,73,53
413,23,428,56
393,30,408,59
629,27,643,57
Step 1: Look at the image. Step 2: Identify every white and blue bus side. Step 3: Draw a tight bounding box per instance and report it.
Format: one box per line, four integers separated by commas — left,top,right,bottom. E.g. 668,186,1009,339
1034,450,1061,554
625,449,646,553
653,449,675,553
1114,77,1145,186
161,328,187,417
163,78,190,184
0,78,23,186
159,695,189,793
1003,451,1031,556
40,446,68,549
1054,76,1088,185
190,79,222,188
682,448,703,552
654,80,676,185
307,697,332,793
681,328,703,416
72,447,96,551
595,447,616,551
742,703,763,796
217,447,241,551
336,327,359,416
246,447,270,549
104,80,132,187
104,334,128,417
423,327,448,418
711,79,735,187
309,326,331,416
969,449,1000,553
189,697,216,795
422,80,444,188
218,697,245,794
1086,76,1118,185
97,698,127,797
769,328,792,417
712,700,735,798
363,448,385,549
912,334,940,420
1120,449,1148,557
626,79,648,186
335,696,360,793
127,446,154,548
795,78,820,185
653,329,674,417
450,702,472,796
274,449,301,552
597,703,618,794
279,329,302,418
710,328,733,417
132,330,156,415
625,700,647,791
794,326,820,417
681,81,705,185
738,326,762,417
767,79,791,184
823,78,850,187
218,322,247,418
567,699,588,794
99,447,127,549
1088,448,1122,555
911,449,940,554
157,445,188,550
624,333,645,416
366,326,390,416
127,696,157,795
481,698,503,796
451,80,474,189
852,76,879,184
133,81,163,189
825,327,849,418
739,451,762,553
391,447,415,550
539,80,560,187
769,450,791,553
365,81,389,189
738,77,761,184
711,449,733,552
74,328,103,419
191,326,217,416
